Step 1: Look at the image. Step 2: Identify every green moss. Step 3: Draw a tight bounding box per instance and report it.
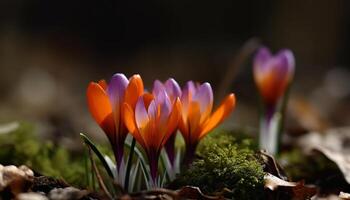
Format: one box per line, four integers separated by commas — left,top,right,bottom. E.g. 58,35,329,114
176,130,265,200
0,122,87,187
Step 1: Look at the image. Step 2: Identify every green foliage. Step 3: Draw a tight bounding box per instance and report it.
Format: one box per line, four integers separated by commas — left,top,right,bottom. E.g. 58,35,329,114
0,122,86,187
176,130,265,200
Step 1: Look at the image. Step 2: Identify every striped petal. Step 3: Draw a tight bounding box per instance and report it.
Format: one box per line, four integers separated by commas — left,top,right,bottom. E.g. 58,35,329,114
199,93,236,139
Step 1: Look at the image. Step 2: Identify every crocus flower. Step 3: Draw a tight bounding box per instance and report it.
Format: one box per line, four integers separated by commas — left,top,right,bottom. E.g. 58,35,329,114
253,47,295,109
179,81,236,163
253,47,295,155
87,73,144,170
123,89,181,183
152,78,182,165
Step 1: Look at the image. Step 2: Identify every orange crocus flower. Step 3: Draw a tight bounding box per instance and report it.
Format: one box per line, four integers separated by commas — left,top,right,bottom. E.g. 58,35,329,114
123,88,181,182
87,73,144,170
179,81,236,163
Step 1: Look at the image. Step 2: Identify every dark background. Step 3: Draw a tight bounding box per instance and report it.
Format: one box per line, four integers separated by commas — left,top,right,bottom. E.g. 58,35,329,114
1,0,349,141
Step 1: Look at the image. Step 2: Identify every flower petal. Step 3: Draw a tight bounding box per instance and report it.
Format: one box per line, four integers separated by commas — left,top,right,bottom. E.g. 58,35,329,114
274,49,295,81
98,80,108,91
180,81,196,119
135,97,149,129
254,47,272,71
161,98,181,147
192,82,213,121
164,78,182,100
107,73,129,108
152,80,165,96
187,101,201,142
142,92,154,109
123,103,146,148
124,74,144,108
199,93,236,139
147,100,157,121
87,82,114,134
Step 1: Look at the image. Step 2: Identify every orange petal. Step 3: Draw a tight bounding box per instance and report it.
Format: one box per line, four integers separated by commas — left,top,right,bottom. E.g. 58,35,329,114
98,79,108,91
188,101,202,142
161,98,181,147
87,82,114,134
142,92,154,109
199,93,236,139
123,103,146,148
125,74,144,108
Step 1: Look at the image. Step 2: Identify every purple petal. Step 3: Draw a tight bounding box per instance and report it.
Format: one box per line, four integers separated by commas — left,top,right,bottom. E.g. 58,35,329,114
254,47,272,71
275,49,295,75
159,93,172,123
135,97,149,128
269,49,295,81
152,80,165,96
107,73,129,108
181,81,196,110
164,78,182,99
192,82,213,114
147,100,157,121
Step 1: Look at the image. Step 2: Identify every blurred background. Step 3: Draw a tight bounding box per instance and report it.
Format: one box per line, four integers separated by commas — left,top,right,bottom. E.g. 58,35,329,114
1,0,350,144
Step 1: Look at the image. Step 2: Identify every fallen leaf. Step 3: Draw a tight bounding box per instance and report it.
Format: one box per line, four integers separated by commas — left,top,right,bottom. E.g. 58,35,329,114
264,173,317,200
259,150,288,180
297,127,350,184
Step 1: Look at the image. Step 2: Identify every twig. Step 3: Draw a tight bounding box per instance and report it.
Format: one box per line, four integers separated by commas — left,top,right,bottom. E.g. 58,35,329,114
87,146,114,200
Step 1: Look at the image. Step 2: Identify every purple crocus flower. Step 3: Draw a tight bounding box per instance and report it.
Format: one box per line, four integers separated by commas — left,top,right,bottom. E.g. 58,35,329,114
253,47,295,108
123,87,181,184
152,78,182,165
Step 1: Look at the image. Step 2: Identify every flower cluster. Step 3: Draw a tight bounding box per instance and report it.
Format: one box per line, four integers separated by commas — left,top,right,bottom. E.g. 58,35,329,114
87,74,236,186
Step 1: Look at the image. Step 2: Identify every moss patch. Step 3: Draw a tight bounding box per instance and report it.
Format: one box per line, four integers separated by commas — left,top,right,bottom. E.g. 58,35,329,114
175,130,265,199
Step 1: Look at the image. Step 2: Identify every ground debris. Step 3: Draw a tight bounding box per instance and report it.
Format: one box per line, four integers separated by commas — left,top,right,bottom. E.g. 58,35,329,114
0,164,34,197
297,127,350,184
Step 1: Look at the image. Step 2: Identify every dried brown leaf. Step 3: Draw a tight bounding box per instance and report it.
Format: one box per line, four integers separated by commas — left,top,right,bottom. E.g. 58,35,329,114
264,173,317,200
298,127,350,184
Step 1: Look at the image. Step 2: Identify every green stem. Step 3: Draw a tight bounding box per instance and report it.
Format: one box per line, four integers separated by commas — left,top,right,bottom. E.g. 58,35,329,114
124,137,136,191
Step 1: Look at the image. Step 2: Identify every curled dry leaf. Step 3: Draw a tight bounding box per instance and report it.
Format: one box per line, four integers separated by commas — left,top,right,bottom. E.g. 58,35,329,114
264,173,317,200
297,127,350,184
259,150,288,180
0,164,34,195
